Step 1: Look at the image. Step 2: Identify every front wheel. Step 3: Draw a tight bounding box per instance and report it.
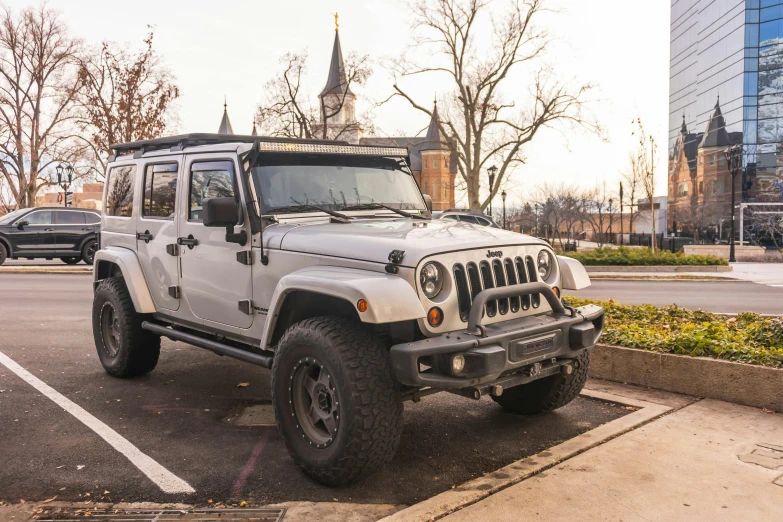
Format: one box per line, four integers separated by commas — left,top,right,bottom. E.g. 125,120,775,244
272,316,403,486
492,351,590,415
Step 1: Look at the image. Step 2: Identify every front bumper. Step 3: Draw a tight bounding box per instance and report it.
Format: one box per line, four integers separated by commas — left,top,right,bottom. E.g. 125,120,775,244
390,283,604,389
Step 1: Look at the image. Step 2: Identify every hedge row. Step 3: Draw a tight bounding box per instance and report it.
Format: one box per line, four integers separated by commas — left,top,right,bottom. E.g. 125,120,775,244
566,297,783,368
566,247,728,266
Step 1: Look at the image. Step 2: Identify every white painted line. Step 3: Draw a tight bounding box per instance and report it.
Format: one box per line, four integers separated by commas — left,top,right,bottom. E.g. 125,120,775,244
0,351,194,494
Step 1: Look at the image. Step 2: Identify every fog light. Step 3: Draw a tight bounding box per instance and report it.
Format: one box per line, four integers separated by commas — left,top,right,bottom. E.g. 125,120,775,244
427,306,444,327
452,354,465,373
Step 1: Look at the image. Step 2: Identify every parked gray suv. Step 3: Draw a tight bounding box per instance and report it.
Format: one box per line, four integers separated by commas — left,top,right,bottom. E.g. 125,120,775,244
92,133,602,486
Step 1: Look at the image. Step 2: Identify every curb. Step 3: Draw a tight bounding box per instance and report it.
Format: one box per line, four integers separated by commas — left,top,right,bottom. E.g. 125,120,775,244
589,344,783,412
377,389,672,522
584,265,732,273
0,267,92,274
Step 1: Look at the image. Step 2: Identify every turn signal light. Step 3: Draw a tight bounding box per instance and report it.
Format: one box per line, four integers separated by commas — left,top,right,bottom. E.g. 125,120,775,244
427,306,444,327
357,299,368,312
552,287,560,298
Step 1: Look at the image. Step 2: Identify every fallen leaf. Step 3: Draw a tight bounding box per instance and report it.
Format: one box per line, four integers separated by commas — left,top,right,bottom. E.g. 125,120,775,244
43,496,57,503
237,382,250,388
77,465,85,470
239,501,247,508
762,408,775,414
103,490,110,494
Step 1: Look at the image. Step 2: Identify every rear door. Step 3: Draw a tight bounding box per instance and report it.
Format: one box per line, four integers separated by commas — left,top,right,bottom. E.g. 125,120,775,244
53,210,86,255
137,160,181,312
178,155,253,329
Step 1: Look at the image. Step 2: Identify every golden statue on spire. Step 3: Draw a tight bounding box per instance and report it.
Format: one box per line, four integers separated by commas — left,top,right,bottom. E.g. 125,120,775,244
334,12,339,32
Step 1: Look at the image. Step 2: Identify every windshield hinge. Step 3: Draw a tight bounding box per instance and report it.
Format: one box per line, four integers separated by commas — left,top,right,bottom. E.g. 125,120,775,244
236,251,253,265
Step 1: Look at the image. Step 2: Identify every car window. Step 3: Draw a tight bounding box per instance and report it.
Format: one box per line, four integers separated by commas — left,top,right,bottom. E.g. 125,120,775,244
25,210,53,225
476,217,491,226
458,215,479,224
0,209,27,225
442,214,459,221
105,165,136,217
84,212,101,224
143,163,178,219
54,211,85,225
189,161,235,222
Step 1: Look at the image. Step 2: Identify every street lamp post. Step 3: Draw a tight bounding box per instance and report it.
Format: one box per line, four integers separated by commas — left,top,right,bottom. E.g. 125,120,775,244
501,190,507,229
56,163,73,207
619,182,624,245
487,165,497,217
608,198,614,243
534,203,539,237
723,144,742,263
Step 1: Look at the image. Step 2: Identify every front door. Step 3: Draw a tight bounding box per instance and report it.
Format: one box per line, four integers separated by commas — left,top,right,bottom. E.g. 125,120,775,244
178,156,253,329
13,210,56,255
137,160,182,311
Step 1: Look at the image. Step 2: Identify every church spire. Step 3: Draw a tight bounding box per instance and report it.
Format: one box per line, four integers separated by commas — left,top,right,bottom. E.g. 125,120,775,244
320,18,353,97
699,95,730,148
681,114,687,134
218,96,234,135
422,100,449,151
251,118,258,136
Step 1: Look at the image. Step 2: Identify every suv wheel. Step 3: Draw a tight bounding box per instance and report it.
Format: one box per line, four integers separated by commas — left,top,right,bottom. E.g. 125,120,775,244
92,277,160,377
492,351,590,415
82,240,97,265
0,243,6,265
60,257,80,265
272,316,403,486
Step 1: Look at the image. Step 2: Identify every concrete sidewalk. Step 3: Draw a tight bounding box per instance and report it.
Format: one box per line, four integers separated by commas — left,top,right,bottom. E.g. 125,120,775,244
442,394,783,521
586,262,783,287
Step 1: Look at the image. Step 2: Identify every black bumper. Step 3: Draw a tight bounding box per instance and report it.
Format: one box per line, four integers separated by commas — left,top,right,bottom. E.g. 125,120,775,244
390,303,604,389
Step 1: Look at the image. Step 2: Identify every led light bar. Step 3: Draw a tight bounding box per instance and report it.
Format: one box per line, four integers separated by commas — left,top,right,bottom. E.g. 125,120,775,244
256,141,409,156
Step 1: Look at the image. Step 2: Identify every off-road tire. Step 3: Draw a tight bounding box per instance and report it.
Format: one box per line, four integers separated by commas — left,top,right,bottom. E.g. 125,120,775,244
492,351,590,415
60,257,80,265
82,239,97,265
92,277,160,377
272,316,404,486
0,243,6,265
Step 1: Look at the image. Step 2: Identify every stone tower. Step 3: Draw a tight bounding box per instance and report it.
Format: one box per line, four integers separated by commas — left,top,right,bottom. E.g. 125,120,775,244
419,102,455,211
317,16,361,143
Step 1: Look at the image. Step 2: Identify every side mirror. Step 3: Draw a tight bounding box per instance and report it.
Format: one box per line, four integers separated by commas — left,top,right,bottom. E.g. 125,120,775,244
202,197,247,246
422,194,433,212
16,220,29,230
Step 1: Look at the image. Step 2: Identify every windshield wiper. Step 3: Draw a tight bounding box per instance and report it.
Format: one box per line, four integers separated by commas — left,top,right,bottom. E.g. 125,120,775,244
268,204,351,222
345,203,429,220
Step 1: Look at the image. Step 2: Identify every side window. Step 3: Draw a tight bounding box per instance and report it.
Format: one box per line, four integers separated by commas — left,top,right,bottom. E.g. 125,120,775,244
476,217,492,227
189,161,236,222
105,165,136,217
459,215,479,224
85,212,101,224
442,214,459,220
25,211,52,225
54,211,85,225
143,163,178,219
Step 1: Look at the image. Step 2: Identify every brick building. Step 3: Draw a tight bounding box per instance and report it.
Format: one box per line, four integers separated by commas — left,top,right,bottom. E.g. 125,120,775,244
36,182,104,210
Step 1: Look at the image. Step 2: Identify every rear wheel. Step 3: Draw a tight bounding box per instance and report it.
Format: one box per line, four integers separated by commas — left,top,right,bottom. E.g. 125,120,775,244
92,277,160,377
60,257,80,265
492,351,590,415
272,316,403,486
82,240,97,265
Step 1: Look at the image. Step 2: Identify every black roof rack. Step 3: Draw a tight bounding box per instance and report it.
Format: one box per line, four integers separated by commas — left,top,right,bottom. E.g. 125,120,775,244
110,133,349,155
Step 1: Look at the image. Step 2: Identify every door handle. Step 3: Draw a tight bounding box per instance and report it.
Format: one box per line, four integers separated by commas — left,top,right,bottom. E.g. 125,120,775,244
177,235,199,249
136,230,154,243
44,228,55,231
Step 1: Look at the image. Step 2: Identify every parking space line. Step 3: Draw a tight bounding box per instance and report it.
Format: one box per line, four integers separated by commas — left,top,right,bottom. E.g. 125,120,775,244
0,351,195,494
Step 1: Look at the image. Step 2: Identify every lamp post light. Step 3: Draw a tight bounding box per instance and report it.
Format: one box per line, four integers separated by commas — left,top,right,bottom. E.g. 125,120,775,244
487,165,497,217
56,163,73,207
723,144,742,263
501,190,507,229
608,198,614,243
534,203,539,237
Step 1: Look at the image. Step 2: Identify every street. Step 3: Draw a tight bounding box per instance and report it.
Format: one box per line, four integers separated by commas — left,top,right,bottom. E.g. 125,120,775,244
0,274,626,506
568,279,783,315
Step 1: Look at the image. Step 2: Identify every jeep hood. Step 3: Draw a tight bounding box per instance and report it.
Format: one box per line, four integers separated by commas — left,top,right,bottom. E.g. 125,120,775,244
274,219,547,267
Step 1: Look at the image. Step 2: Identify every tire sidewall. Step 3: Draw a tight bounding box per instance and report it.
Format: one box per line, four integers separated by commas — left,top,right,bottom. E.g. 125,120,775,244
0,243,6,265
92,282,132,374
82,240,97,265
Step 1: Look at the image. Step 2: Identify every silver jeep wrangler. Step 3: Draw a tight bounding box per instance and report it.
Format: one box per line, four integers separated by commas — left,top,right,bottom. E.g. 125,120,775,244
92,133,603,486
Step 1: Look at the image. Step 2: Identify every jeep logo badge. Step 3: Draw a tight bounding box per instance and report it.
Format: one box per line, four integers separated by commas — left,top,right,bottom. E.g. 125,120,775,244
486,250,503,258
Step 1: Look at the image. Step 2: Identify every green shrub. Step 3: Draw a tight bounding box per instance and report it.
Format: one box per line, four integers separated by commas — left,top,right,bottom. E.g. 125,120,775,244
566,297,783,367
566,246,728,266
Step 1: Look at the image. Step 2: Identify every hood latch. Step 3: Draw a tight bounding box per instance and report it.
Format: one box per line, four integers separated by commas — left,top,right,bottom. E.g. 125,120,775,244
386,250,405,274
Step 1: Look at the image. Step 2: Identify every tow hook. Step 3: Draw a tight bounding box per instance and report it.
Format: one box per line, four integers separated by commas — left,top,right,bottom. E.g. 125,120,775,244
529,362,542,377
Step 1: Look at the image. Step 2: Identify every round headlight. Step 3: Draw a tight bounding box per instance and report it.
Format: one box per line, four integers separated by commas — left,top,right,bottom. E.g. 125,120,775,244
420,262,444,299
537,250,553,280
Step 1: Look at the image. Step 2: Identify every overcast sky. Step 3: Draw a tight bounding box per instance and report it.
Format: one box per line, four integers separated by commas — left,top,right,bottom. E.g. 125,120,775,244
10,0,670,205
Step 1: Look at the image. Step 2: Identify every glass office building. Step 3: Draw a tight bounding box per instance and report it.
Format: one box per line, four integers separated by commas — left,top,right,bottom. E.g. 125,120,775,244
669,0,783,234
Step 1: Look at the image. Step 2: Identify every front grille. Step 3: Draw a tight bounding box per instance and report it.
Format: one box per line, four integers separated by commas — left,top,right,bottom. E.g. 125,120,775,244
454,255,541,322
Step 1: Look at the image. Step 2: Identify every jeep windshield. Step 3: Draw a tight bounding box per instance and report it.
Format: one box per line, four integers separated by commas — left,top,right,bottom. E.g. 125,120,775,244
250,156,426,214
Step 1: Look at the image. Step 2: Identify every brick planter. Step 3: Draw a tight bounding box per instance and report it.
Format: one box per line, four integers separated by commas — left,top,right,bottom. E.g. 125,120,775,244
584,265,732,272
589,344,782,412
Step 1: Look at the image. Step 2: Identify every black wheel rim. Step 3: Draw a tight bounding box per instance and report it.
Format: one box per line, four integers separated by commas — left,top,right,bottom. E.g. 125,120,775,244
100,302,121,358
290,357,339,448
86,242,97,263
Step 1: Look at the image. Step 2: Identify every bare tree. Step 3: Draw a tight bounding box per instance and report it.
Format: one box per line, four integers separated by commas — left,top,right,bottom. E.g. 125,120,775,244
76,29,180,179
0,4,82,208
256,50,372,141
620,153,644,235
582,182,617,246
533,182,585,248
632,118,659,253
390,0,600,211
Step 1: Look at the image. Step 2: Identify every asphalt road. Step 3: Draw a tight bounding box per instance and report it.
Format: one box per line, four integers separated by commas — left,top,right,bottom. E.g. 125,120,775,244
568,279,783,314
0,274,626,506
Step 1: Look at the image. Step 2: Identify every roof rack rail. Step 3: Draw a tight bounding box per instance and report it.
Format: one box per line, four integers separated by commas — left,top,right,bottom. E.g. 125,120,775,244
109,133,350,155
